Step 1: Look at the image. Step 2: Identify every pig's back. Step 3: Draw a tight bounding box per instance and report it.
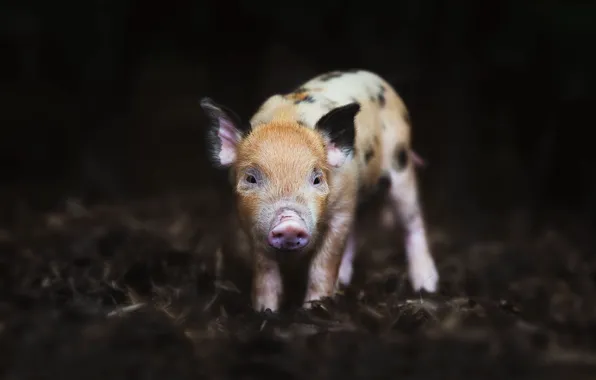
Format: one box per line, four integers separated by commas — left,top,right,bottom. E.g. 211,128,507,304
290,70,391,127
296,70,411,191
250,69,412,192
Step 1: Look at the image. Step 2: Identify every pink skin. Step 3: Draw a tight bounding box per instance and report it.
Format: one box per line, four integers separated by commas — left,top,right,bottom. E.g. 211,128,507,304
411,150,426,168
268,210,310,251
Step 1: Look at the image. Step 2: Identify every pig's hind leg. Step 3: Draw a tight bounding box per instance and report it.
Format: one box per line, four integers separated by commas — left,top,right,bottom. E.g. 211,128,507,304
388,152,439,293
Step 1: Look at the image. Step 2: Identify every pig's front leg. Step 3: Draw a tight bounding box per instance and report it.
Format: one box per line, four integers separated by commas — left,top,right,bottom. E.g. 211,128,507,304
252,251,283,312
388,164,439,293
304,211,353,308
337,228,356,288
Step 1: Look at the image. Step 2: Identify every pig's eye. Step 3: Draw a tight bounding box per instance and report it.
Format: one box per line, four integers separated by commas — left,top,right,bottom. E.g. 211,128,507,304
311,170,324,186
242,168,262,187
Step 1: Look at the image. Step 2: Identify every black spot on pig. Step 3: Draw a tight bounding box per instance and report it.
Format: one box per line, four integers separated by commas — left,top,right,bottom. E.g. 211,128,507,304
404,111,411,125
295,95,316,104
377,85,386,107
287,88,316,104
394,144,409,170
318,71,343,81
364,148,375,164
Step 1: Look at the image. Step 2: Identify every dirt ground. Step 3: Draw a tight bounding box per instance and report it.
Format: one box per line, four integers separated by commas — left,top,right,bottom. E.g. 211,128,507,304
1,185,596,380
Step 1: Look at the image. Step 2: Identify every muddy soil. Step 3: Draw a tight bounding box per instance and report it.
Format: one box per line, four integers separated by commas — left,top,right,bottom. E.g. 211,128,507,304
1,187,595,380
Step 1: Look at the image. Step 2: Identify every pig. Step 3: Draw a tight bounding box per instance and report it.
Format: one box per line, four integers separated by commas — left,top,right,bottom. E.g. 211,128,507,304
200,69,439,312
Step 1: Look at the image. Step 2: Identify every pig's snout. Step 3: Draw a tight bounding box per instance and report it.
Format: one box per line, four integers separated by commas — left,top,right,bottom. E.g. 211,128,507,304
268,211,310,251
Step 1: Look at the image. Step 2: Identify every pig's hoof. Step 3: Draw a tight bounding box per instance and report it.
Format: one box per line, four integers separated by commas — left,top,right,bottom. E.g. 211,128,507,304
303,290,333,310
253,298,280,313
260,308,278,319
409,254,439,293
302,300,324,310
255,306,279,314
338,259,353,287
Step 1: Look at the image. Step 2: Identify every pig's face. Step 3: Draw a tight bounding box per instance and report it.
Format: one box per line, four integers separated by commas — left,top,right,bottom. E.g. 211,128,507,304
233,123,329,252
200,98,359,253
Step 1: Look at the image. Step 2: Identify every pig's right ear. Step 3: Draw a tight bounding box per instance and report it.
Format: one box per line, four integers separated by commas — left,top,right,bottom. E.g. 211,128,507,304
200,97,248,167
315,103,360,168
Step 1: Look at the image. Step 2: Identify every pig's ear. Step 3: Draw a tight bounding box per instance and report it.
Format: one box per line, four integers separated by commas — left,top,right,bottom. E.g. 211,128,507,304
200,97,248,167
315,103,360,168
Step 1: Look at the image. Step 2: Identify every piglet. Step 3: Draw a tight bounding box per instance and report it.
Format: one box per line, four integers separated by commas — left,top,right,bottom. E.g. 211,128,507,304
201,69,439,312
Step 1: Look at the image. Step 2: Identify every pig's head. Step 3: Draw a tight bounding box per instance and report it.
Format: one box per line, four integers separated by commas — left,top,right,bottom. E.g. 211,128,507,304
200,97,360,254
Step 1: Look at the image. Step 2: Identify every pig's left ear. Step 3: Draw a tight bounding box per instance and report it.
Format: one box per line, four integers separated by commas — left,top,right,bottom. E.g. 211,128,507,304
315,103,360,168
200,97,248,167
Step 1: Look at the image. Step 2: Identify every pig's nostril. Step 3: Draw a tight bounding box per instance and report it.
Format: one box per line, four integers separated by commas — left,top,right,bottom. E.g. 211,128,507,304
377,174,391,190
268,224,309,251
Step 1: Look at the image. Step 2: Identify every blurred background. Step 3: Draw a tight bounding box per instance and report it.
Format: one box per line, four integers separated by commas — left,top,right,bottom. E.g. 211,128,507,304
1,0,595,235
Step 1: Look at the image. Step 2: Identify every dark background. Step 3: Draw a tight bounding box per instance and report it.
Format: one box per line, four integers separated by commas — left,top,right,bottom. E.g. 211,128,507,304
1,2,596,379
2,1,595,229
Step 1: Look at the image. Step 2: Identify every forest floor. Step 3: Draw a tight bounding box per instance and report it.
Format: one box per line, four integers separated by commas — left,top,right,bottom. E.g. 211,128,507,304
1,187,596,380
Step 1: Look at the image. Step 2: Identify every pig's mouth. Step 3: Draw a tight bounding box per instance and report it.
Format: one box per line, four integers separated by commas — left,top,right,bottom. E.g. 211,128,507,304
267,209,311,252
